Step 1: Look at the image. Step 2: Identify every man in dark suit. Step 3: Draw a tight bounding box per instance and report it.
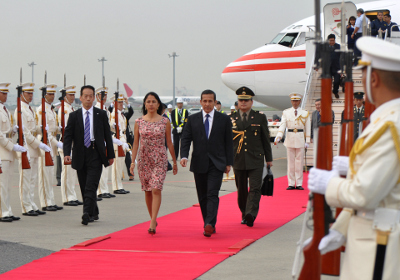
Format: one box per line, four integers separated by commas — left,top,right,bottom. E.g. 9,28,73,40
171,98,188,159
328,34,341,99
231,87,273,227
63,85,115,225
311,98,335,141
180,90,233,237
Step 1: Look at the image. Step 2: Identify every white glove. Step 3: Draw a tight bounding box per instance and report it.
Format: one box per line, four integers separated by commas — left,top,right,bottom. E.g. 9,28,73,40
319,229,346,255
305,143,309,149
332,156,349,176
112,138,123,146
123,143,129,151
308,168,339,195
110,103,114,107
38,143,51,152
57,142,63,149
302,237,312,249
112,123,121,129
13,144,27,153
176,127,183,133
12,125,19,133
274,136,282,143
40,124,49,131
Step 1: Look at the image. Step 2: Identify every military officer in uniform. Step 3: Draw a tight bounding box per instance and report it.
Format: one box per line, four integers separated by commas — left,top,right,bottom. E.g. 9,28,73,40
171,97,188,159
308,37,400,280
274,93,310,190
14,83,50,216
0,83,26,222
353,91,365,140
94,87,115,198
109,93,130,194
58,85,82,206
231,87,273,227
36,84,63,212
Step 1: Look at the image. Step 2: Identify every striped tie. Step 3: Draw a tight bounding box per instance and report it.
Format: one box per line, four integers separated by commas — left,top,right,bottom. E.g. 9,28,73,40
84,111,91,148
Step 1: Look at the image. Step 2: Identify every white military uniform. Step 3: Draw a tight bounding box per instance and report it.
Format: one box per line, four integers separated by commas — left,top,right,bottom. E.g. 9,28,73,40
58,86,79,204
110,100,128,192
321,38,400,280
94,87,112,196
0,83,16,219
36,84,60,209
14,84,42,214
276,93,310,187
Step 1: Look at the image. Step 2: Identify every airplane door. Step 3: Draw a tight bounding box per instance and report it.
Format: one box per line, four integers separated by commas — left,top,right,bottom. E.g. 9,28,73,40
323,2,357,42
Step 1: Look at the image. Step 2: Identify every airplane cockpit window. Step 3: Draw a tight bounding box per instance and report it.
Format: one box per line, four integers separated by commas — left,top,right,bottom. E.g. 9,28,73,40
269,33,285,44
278,33,298,48
294,32,306,47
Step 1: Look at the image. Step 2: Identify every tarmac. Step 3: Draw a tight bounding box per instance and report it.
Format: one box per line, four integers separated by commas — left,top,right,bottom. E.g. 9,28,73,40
0,110,339,279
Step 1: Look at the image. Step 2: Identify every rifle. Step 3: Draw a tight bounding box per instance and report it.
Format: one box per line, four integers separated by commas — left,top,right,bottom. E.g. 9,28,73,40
40,71,54,166
59,74,70,165
114,78,125,157
17,68,30,170
299,0,333,278
100,76,105,110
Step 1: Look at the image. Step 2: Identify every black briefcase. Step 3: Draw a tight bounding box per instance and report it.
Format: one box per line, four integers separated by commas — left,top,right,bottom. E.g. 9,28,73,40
261,167,274,196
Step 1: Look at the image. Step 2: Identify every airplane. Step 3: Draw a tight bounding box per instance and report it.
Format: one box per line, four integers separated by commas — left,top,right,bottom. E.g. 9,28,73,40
221,0,400,110
123,83,201,107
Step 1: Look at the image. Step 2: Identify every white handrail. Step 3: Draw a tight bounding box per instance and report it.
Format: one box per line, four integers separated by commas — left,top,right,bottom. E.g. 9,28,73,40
301,52,316,110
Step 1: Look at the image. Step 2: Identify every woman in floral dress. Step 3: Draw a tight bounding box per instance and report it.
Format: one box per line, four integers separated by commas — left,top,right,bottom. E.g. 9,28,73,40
130,92,178,234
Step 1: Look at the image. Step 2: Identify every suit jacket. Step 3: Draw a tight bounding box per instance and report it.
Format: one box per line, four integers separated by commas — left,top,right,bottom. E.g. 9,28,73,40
180,110,233,173
311,110,335,139
63,106,115,170
330,43,341,73
171,108,188,134
231,109,272,170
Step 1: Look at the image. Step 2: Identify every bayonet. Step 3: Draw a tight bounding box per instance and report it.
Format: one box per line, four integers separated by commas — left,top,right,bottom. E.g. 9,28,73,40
84,74,86,86
64,73,66,88
20,68,22,86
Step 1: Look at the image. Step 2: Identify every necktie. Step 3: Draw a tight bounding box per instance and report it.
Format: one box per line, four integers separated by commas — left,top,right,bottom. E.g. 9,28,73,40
84,111,91,148
358,108,360,114
243,112,247,126
295,110,297,116
205,114,210,139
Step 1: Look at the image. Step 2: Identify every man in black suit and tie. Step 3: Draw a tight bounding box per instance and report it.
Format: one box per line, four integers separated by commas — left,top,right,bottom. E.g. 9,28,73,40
180,90,234,237
63,85,115,225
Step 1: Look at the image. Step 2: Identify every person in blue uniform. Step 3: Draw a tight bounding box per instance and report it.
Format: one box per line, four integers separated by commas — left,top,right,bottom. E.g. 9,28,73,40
371,11,388,38
384,14,399,38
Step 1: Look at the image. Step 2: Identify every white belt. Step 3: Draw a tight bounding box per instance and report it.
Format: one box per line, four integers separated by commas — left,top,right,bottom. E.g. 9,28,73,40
356,209,375,220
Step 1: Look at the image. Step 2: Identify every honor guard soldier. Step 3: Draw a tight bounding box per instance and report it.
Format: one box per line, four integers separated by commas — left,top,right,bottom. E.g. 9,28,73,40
353,91,365,140
231,87,273,227
36,84,63,212
308,37,400,280
171,97,188,159
14,83,50,216
0,83,26,222
110,93,130,194
274,93,310,190
94,87,115,198
58,85,82,206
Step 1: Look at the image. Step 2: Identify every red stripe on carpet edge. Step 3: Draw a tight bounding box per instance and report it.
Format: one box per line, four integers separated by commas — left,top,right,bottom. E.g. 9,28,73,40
222,62,306,73
74,235,111,247
228,239,256,249
62,248,236,255
233,50,306,62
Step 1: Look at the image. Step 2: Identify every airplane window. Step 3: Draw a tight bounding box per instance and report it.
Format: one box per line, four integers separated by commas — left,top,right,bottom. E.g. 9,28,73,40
278,33,298,48
294,32,306,47
269,33,285,44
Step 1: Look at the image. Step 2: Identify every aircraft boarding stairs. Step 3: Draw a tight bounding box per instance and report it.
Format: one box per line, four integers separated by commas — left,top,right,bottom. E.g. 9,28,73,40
301,68,364,167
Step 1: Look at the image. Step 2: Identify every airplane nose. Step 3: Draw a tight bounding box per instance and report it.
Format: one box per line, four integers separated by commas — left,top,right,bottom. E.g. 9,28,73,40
221,54,255,92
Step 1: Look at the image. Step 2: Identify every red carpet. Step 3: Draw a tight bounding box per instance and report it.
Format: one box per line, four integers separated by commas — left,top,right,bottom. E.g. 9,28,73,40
1,174,309,280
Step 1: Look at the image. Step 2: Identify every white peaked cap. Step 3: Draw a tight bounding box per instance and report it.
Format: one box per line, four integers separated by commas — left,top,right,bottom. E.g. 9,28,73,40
0,83,11,93
65,85,76,94
230,105,235,110
167,104,173,108
356,37,400,72
289,92,303,100
22,82,35,92
46,84,57,93
176,97,183,103
96,87,108,95
111,92,125,101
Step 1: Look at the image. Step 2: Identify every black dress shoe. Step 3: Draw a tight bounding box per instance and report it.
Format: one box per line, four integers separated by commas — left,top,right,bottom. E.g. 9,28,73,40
92,215,99,221
82,212,90,225
286,186,295,190
102,193,111,198
122,189,130,194
53,205,63,210
36,210,46,215
203,224,214,237
57,181,61,186
10,216,21,220
23,210,39,216
0,217,13,222
245,213,254,227
64,201,78,206
113,189,126,194
296,186,304,190
43,206,57,211
334,92,340,99
74,200,83,205
241,219,247,224
108,193,116,198
97,197,103,201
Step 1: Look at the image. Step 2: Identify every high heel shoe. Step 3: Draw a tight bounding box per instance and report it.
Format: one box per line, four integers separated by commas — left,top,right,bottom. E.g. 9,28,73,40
148,228,156,235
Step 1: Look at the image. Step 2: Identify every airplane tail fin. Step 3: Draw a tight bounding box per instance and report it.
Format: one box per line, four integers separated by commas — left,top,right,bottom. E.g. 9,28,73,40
123,83,133,97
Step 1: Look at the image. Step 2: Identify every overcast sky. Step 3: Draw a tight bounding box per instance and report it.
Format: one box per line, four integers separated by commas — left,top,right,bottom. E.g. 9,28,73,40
2,0,366,105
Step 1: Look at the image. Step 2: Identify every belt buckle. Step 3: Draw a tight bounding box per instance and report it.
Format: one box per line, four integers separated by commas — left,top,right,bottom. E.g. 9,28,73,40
293,128,298,133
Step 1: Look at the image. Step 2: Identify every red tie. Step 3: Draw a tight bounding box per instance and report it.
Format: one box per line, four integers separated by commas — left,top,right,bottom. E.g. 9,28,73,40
295,110,297,116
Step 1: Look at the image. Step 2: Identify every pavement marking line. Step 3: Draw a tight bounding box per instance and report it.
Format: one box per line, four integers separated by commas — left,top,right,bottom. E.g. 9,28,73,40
62,248,237,255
